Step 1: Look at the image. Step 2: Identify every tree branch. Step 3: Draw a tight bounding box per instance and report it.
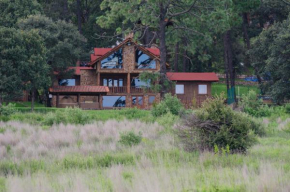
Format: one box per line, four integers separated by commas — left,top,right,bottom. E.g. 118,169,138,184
168,0,198,18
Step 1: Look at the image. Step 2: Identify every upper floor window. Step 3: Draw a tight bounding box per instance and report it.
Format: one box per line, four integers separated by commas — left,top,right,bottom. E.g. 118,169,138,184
135,49,156,69
131,78,150,88
101,49,123,69
59,79,75,86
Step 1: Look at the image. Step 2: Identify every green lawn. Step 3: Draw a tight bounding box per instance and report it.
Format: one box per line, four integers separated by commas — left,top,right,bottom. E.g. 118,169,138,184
212,83,259,97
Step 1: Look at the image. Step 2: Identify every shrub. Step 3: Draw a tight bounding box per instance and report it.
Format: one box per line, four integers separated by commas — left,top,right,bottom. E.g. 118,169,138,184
119,131,142,146
0,104,17,116
151,93,184,117
43,107,90,125
285,104,290,114
240,90,272,117
177,95,263,153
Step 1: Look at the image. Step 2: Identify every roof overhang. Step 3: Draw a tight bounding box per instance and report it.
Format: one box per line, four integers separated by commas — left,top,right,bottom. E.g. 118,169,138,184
166,72,219,82
49,86,109,95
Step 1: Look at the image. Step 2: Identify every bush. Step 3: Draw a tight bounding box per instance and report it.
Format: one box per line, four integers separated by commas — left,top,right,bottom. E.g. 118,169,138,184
43,107,90,126
0,104,17,116
177,95,264,153
119,131,142,146
240,90,272,117
285,104,290,114
151,93,184,117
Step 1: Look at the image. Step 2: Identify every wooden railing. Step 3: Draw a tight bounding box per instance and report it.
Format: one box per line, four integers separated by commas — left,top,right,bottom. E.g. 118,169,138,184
131,87,154,93
109,86,127,93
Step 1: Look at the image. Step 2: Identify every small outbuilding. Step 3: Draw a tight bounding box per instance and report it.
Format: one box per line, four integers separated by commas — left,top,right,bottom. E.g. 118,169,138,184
167,72,219,108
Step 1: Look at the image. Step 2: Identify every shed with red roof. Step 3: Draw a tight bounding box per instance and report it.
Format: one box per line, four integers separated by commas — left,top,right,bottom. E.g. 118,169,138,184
166,72,219,108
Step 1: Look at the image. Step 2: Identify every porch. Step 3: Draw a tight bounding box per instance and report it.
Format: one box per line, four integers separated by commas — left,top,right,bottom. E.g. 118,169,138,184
49,86,109,109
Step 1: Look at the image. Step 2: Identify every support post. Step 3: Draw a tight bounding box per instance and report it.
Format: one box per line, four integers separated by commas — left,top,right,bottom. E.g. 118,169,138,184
97,72,100,86
100,94,103,110
127,73,130,94
56,94,59,108
77,93,80,107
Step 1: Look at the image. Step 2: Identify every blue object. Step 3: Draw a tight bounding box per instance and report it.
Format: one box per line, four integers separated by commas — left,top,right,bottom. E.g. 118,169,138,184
244,76,258,82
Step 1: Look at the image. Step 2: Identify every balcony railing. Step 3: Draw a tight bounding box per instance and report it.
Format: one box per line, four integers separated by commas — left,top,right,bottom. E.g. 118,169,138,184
109,86,127,93
108,86,155,93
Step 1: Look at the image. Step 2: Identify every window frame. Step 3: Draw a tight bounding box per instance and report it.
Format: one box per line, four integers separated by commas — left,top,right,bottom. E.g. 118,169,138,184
198,84,208,95
100,48,123,69
135,49,157,70
175,84,185,94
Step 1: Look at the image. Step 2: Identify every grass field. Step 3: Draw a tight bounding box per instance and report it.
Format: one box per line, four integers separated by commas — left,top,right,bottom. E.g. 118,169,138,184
0,107,290,191
212,83,259,97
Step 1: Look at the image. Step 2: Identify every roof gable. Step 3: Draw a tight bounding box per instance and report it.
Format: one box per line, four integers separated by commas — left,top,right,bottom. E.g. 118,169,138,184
89,38,162,66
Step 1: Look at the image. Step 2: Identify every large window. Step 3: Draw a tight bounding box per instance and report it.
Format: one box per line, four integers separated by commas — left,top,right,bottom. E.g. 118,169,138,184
101,49,123,69
132,96,143,106
59,79,75,86
175,84,184,94
198,85,207,94
131,78,150,88
103,96,126,107
135,49,156,69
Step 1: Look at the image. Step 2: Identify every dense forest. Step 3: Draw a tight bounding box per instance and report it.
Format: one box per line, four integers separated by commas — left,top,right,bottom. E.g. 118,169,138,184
1,0,290,106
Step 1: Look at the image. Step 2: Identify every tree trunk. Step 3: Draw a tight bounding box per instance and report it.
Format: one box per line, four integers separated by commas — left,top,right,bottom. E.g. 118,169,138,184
174,42,179,72
63,0,69,21
0,95,2,107
183,49,187,72
158,3,167,98
77,0,82,34
242,13,250,50
31,89,35,112
223,30,235,100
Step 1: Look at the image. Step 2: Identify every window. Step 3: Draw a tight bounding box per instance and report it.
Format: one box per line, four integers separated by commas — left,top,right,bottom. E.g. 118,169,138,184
135,49,156,69
59,79,75,86
149,96,155,104
132,96,143,106
175,84,184,94
103,79,107,86
114,80,118,87
101,49,123,69
103,96,126,107
131,78,150,88
108,79,113,87
198,85,207,94
119,79,123,87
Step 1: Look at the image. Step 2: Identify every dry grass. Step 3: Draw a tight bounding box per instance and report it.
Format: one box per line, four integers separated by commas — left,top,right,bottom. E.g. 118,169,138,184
0,120,170,161
1,116,290,192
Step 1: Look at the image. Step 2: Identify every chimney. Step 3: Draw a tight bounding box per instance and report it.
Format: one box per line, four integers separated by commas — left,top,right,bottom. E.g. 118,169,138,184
125,32,134,39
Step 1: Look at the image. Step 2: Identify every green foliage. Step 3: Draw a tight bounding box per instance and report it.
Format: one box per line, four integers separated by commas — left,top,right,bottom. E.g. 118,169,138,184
0,0,42,27
250,14,290,102
285,104,290,114
0,104,17,116
240,90,272,117
177,95,264,152
152,93,184,117
43,107,90,126
119,131,142,147
17,15,86,77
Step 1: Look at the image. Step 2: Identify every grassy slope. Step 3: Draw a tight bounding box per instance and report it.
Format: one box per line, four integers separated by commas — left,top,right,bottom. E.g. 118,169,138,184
0,110,290,191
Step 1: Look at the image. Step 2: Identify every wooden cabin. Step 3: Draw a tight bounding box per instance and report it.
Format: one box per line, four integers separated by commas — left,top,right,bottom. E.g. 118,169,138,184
49,37,218,109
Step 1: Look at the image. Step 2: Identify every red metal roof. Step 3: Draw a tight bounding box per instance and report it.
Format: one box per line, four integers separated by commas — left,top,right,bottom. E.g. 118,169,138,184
166,72,219,82
94,48,112,56
146,48,160,56
49,86,109,93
